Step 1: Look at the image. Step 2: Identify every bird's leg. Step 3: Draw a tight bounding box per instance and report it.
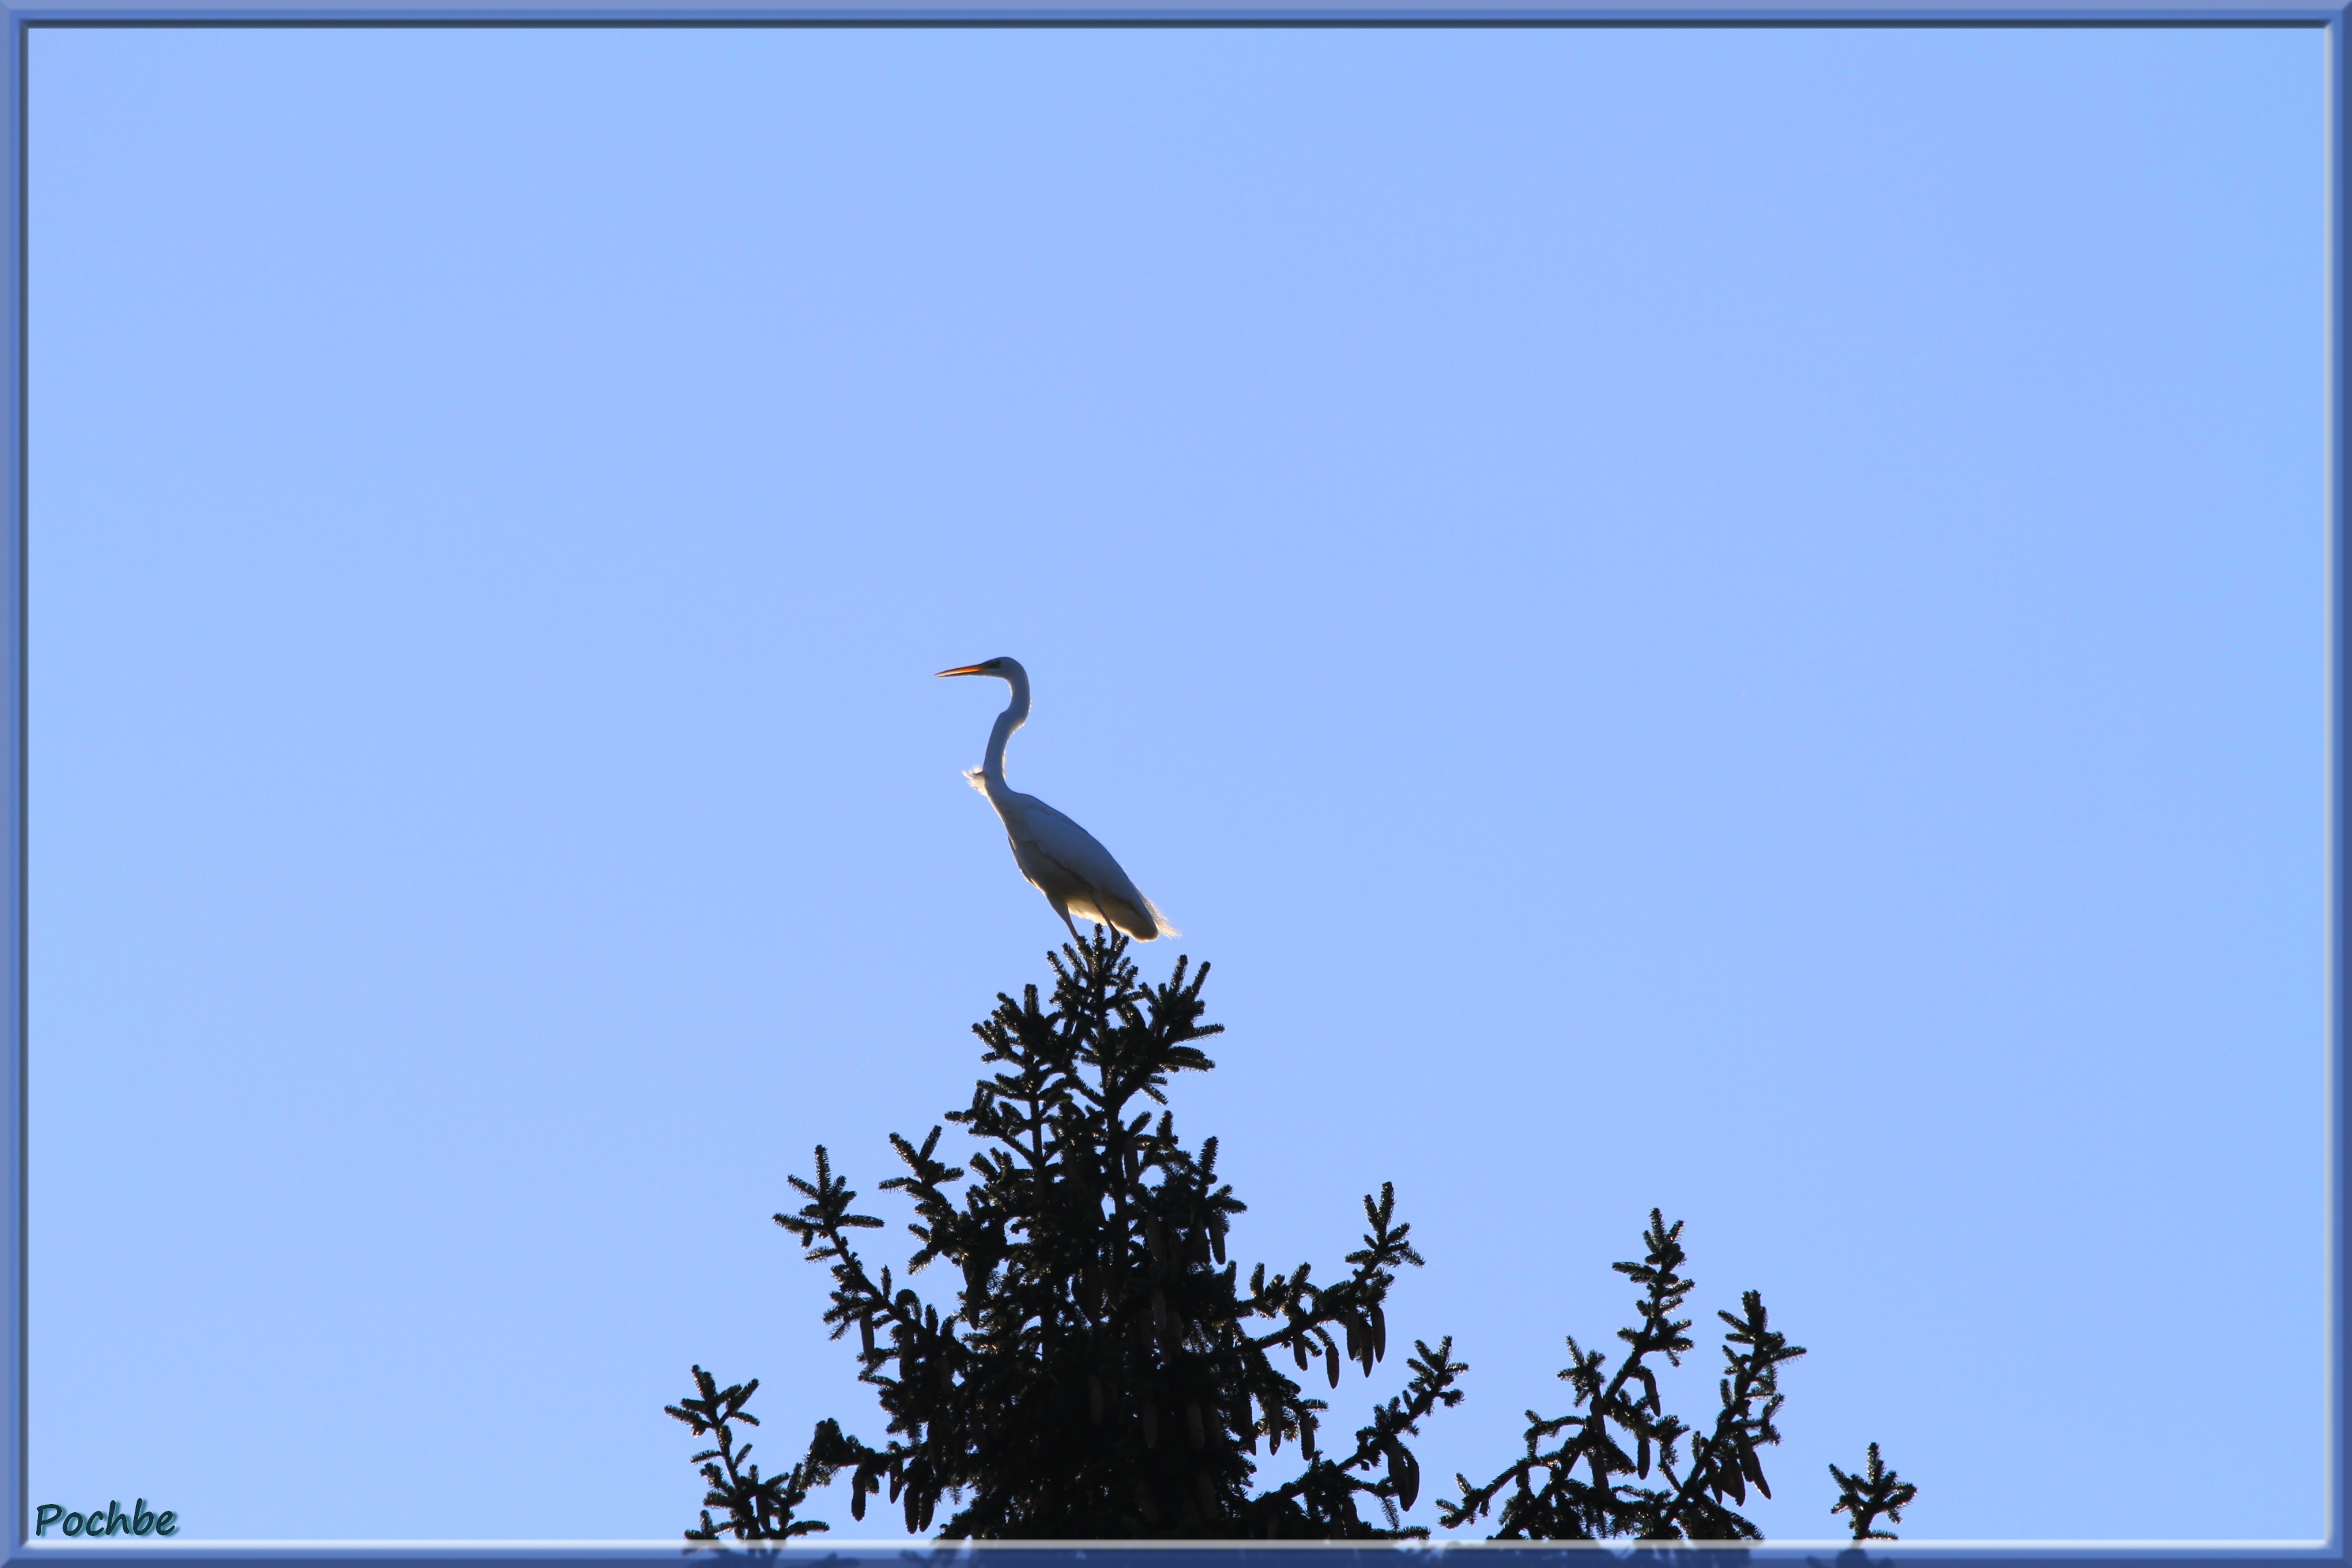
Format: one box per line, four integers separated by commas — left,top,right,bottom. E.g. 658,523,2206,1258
1058,906,1085,956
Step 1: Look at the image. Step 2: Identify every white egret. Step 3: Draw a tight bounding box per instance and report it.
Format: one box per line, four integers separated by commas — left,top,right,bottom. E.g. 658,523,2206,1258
937,657,1175,945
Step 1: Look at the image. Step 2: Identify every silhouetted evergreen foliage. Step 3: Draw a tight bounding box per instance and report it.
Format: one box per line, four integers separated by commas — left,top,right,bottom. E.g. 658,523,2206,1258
672,932,1914,1543
665,1366,851,1541
674,930,1463,1540
1437,1211,1808,1541
1829,1443,1918,1540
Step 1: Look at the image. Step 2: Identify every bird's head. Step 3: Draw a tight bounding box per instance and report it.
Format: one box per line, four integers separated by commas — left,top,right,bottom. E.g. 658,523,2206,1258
936,657,1024,684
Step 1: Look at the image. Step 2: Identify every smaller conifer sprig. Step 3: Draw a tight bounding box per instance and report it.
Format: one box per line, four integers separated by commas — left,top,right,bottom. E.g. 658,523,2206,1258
664,1366,852,1541
1438,1210,1809,1541
1830,1441,1918,1540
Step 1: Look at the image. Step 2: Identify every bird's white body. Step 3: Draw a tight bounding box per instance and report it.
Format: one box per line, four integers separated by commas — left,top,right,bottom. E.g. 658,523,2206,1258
938,657,1173,943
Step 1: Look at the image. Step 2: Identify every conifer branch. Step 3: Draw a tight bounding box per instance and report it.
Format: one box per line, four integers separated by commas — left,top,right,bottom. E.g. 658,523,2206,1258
1437,1211,1808,1541
665,1367,862,1541
1830,1442,1917,1540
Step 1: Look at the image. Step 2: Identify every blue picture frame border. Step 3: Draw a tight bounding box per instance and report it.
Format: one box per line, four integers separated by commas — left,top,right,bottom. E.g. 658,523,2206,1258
0,7,2336,1564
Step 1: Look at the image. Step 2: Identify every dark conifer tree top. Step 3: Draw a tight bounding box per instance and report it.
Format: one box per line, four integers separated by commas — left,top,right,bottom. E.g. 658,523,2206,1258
671,931,1914,1544
757,930,1460,1539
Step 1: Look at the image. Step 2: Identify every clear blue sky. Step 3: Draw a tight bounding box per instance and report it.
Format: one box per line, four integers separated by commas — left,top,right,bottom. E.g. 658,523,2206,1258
29,21,2328,1543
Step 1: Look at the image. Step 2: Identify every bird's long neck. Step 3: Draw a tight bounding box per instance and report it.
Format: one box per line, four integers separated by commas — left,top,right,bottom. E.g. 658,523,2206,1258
980,669,1031,799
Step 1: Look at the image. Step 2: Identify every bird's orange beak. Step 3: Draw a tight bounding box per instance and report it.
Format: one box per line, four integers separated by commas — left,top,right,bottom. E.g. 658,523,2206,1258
936,664,990,677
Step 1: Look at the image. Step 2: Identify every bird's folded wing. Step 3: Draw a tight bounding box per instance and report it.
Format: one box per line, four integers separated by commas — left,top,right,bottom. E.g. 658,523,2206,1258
1017,805,1133,894
1015,808,1173,939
